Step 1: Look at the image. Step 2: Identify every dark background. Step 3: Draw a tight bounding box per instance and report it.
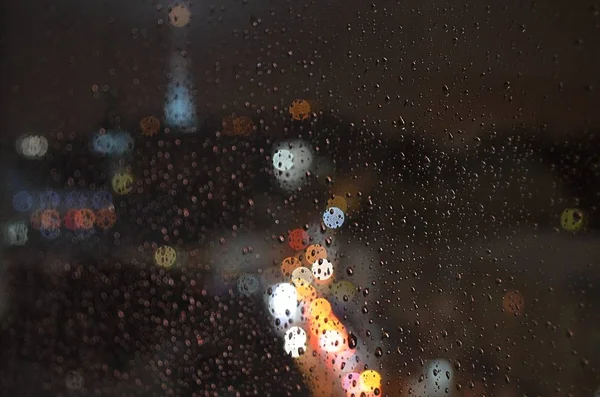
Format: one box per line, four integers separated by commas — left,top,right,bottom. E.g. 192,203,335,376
1,0,600,396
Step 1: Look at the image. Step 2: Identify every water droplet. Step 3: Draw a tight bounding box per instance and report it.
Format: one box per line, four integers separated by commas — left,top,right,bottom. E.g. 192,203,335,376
348,333,358,349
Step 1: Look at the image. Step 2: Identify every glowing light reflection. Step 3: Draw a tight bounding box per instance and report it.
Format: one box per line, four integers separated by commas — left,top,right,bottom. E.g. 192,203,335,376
164,53,197,132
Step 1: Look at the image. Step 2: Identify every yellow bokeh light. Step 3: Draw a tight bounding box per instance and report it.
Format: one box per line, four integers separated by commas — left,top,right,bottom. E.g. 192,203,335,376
360,370,382,391
112,172,134,195
327,195,348,213
154,245,177,268
309,298,332,319
295,283,317,303
330,280,356,302
309,313,346,338
560,208,585,232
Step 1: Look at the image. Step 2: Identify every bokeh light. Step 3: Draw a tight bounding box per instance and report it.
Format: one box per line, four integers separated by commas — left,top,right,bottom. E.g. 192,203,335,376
323,207,345,229
91,130,134,156
305,244,327,265
342,372,362,395
283,326,307,358
140,115,161,136
295,283,317,304
3,221,28,246
560,208,585,232
29,210,42,230
65,191,89,209
168,3,191,27
237,274,260,297
272,140,313,192
64,209,80,230
165,85,197,131
267,283,298,318
327,196,348,213
65,370,84,390
12,191,33,212
16,134,48,159
94,208,117,230
291,267,314,286
39,189,60,209
425,359,453,395
75,208,96,230
308,298,332,319
289,99,311,120
281,257,302,278
319,329,347,353
221,115,255,136
311,258,334,284
288,228,309,251
502,290,525,316
154,245,177,268
330,280,356,302
273,149,294,172
40,209,61,230
40,227,61,240
164,53,197,132
112,172,134,195
91,191,113,210
360,370,382,393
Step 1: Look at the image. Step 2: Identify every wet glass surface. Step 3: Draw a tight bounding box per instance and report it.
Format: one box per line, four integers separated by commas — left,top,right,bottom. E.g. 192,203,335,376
1,1,599,396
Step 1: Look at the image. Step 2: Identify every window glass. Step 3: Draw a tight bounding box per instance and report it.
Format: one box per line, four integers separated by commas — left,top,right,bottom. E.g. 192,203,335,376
1,1,599,396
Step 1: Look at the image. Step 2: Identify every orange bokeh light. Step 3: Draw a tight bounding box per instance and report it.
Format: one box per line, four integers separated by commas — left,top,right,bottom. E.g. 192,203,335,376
95,208,117,229
281,256,302,278
40,209,61,230
304,244,327,265
75,208,96,229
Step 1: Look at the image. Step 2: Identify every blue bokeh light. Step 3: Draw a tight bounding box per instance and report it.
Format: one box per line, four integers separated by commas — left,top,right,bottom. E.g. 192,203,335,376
65,191,89,208
39,189,60,209
323,207,345,229
91,191,113,210
40,227,61,240
12,191,33,212
91,131,134,156
164,84,197,132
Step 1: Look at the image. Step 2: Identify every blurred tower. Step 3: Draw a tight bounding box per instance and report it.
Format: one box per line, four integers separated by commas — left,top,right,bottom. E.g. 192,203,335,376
164,3,197,133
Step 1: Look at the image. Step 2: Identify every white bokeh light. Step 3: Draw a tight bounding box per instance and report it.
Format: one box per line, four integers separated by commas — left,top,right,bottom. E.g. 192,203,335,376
292,266,314,285
267,282,298,318
283,326,307,358
272,149,294,171
272,139,313,192
319,329,345,353
425,359,454,396
65,370,84,390
3,221,28,246
16,135,48,159
311,258,334,283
